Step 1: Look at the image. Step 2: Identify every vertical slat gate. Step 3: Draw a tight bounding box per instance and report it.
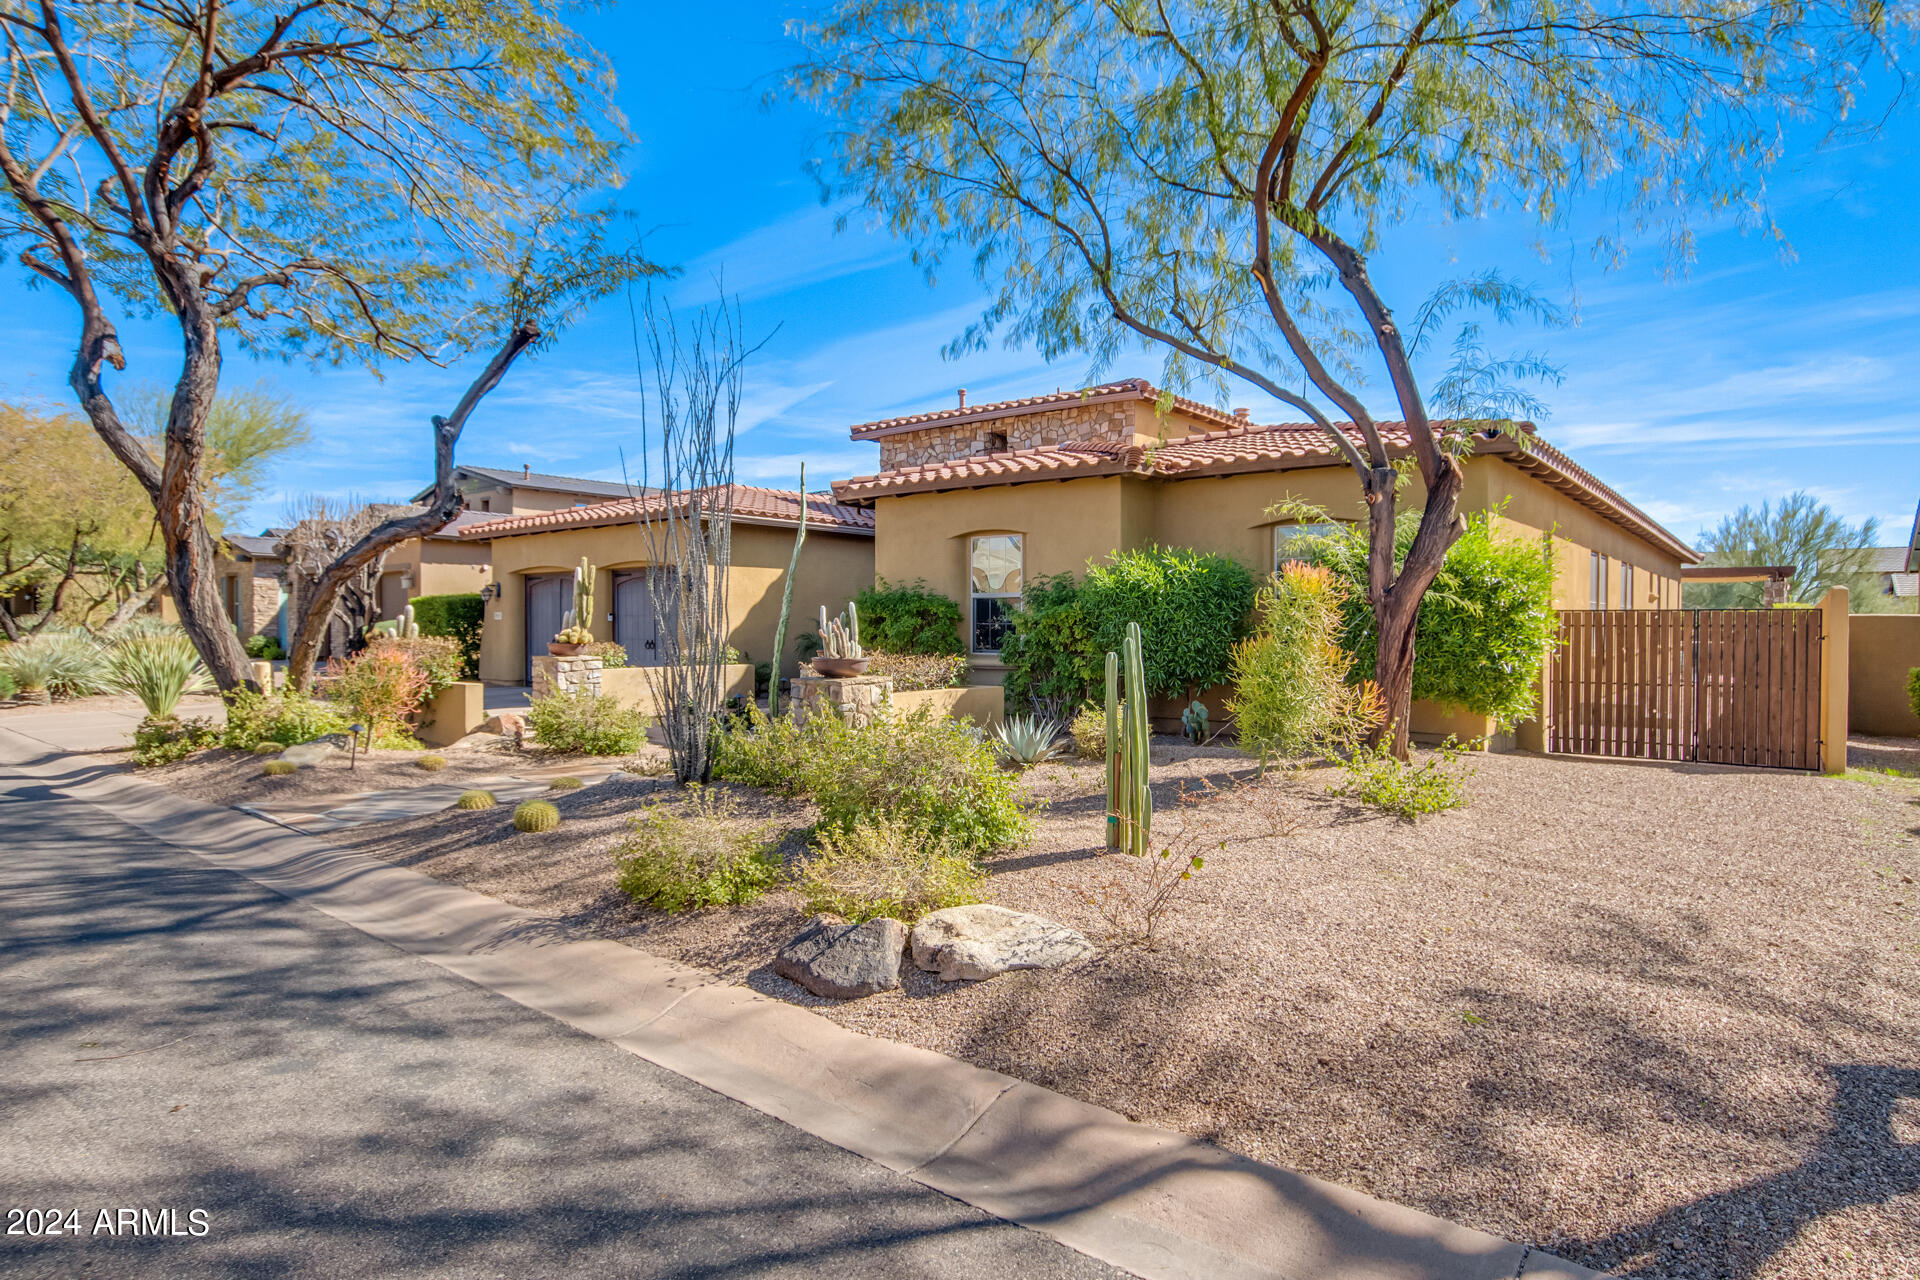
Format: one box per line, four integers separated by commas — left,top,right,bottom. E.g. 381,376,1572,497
1547,608,1821,770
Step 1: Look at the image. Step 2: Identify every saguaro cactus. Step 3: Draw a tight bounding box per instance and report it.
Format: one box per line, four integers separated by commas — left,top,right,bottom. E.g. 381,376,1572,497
1104,621,1152,855
574,556,596,622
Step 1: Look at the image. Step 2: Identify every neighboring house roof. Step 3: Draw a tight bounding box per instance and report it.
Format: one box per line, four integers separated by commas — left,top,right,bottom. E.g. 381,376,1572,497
847,377,1248,441
428,510,509,541
834,417,1697,562
409,465,648,505
225,534,283,559
1863,546,1912,574
460,485,875,539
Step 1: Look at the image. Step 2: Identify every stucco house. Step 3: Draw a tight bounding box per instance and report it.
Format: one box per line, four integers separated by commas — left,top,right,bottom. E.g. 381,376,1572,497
410,464,652,517
830,378,1698,743
461,485,874,685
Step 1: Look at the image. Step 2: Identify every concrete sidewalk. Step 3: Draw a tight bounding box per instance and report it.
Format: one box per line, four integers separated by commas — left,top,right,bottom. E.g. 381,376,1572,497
0,722,1601,1280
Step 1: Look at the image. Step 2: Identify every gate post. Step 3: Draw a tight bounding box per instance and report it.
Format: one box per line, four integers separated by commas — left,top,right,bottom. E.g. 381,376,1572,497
1818,587,1849,775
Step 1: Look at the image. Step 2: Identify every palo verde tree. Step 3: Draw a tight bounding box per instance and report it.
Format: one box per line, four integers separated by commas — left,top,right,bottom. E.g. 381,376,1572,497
1689,491,1884,609
794,0,1904,756
0,0,639,692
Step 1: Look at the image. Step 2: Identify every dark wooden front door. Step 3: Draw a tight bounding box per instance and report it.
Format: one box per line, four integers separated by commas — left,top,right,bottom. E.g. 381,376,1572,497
524,574,570,683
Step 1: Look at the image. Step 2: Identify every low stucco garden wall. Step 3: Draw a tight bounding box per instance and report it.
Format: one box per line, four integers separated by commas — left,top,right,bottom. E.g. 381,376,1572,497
599,664,755,717
1850,612,1920,737
889,684,1004,729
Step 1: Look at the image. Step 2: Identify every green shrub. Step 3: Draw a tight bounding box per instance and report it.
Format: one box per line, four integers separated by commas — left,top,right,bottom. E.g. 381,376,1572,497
244,634,284,660
1909,667,1920,722
0,631,110,698
1001,549,1256,712
999,574,1102,712
1078,547,1257,698
416,754,447,771
131,715,220,767
1333,740,1474,821
1229,563,1380,762
802,706,1032,857
798,817,984,922
1068,704,1106,758
409,593,484,678
526,690,646,755
262,760,298,777
582,640,628,668
513,800,561,832
614,787,782,912
455,789,496,810
0,669,15,700
220,689,350,750
103,631,212,719
711,706,810,795
549,775,585,791
1303,508,1558,728
865,650,969,691
854,580,964,655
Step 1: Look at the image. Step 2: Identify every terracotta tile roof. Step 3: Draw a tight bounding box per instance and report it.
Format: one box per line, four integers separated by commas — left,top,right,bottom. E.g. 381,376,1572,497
457,485,874,539
847,377,1247,440
833,419,1697,563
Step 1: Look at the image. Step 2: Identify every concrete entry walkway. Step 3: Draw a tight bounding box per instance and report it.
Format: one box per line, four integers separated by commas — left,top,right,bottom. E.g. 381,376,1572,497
0,773,1123,1278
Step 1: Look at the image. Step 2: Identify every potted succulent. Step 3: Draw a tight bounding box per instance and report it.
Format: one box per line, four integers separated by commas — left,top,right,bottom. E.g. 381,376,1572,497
810,602,869,677
548,557,597,656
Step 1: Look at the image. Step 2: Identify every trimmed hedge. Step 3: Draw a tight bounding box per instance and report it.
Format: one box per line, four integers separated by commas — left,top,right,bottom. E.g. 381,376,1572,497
409,592,484,678
1000,547,1258,709
853,580,964,655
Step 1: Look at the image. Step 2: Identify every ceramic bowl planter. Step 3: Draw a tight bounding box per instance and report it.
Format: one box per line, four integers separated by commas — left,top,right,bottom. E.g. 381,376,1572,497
547,642,586,657
811,655,870,678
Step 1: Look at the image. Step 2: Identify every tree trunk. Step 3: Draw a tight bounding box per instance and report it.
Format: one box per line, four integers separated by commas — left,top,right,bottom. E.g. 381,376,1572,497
284,322,539,691
102,574,169,631
1366,458,1465,758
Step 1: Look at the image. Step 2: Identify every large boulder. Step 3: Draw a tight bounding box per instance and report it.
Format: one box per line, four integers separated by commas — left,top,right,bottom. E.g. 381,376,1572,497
910,905,1094,982
773,916,907,999
480,713,525,737
277,735,346,768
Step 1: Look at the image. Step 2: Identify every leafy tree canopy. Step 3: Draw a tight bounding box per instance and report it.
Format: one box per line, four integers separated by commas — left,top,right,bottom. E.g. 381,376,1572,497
126,383,309,532
1689,492,1883,608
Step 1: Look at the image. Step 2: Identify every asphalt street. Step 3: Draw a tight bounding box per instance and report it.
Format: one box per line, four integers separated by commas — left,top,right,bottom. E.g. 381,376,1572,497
0,770,1122,1279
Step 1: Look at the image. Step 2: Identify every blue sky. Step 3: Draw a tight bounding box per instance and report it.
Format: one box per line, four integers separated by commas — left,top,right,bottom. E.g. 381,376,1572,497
3,0,1914,550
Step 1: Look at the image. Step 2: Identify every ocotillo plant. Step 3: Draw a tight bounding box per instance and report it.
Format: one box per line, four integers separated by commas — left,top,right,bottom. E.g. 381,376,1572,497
1104,621,1152,855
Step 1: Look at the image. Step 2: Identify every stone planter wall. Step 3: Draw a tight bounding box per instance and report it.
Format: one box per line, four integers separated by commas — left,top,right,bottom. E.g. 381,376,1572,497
531,655,603,700
790,674,895,729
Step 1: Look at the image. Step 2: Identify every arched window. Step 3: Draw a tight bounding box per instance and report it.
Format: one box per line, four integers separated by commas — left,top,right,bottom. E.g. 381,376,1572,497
969,534,1023,652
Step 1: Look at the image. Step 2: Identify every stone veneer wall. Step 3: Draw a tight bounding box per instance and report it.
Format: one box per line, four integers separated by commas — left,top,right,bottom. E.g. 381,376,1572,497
877,403,1197,470
790,674,895,730
246,573,283,640
531,655,603,699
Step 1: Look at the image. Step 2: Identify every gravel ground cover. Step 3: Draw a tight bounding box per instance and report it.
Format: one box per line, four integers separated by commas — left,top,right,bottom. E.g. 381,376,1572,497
0,690,226,719
143,741,523,808
327,740,1920,1280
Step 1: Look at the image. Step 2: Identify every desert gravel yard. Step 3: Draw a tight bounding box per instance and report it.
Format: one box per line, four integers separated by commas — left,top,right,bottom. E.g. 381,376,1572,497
326,742,1920,1280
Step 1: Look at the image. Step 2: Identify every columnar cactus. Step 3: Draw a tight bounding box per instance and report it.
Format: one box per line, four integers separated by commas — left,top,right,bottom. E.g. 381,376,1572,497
817,601,864,659
1104,620,1152,855
575,556,596,621
400,603,420,638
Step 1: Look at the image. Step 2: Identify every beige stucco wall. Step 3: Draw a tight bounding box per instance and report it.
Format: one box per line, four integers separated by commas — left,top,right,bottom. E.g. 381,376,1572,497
477,521,875,684
373,535,494,621
1850,612,1920,738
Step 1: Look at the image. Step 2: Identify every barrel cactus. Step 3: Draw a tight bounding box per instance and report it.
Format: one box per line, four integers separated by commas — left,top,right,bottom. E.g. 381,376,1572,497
416,754,447,772
513,800,561,833
455,789,497,810
548,776,584,792
252,742,284,756
262,760,298,776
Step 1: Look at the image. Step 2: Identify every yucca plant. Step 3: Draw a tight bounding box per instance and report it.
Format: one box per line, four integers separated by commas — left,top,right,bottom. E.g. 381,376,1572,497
104,632,212,718
992,713,1066,767
0,632,111,701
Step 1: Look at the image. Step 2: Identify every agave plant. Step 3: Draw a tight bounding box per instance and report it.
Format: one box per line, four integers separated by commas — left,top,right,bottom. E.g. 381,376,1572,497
0,631,111,700
104,631,213,718
992,713,1066,766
